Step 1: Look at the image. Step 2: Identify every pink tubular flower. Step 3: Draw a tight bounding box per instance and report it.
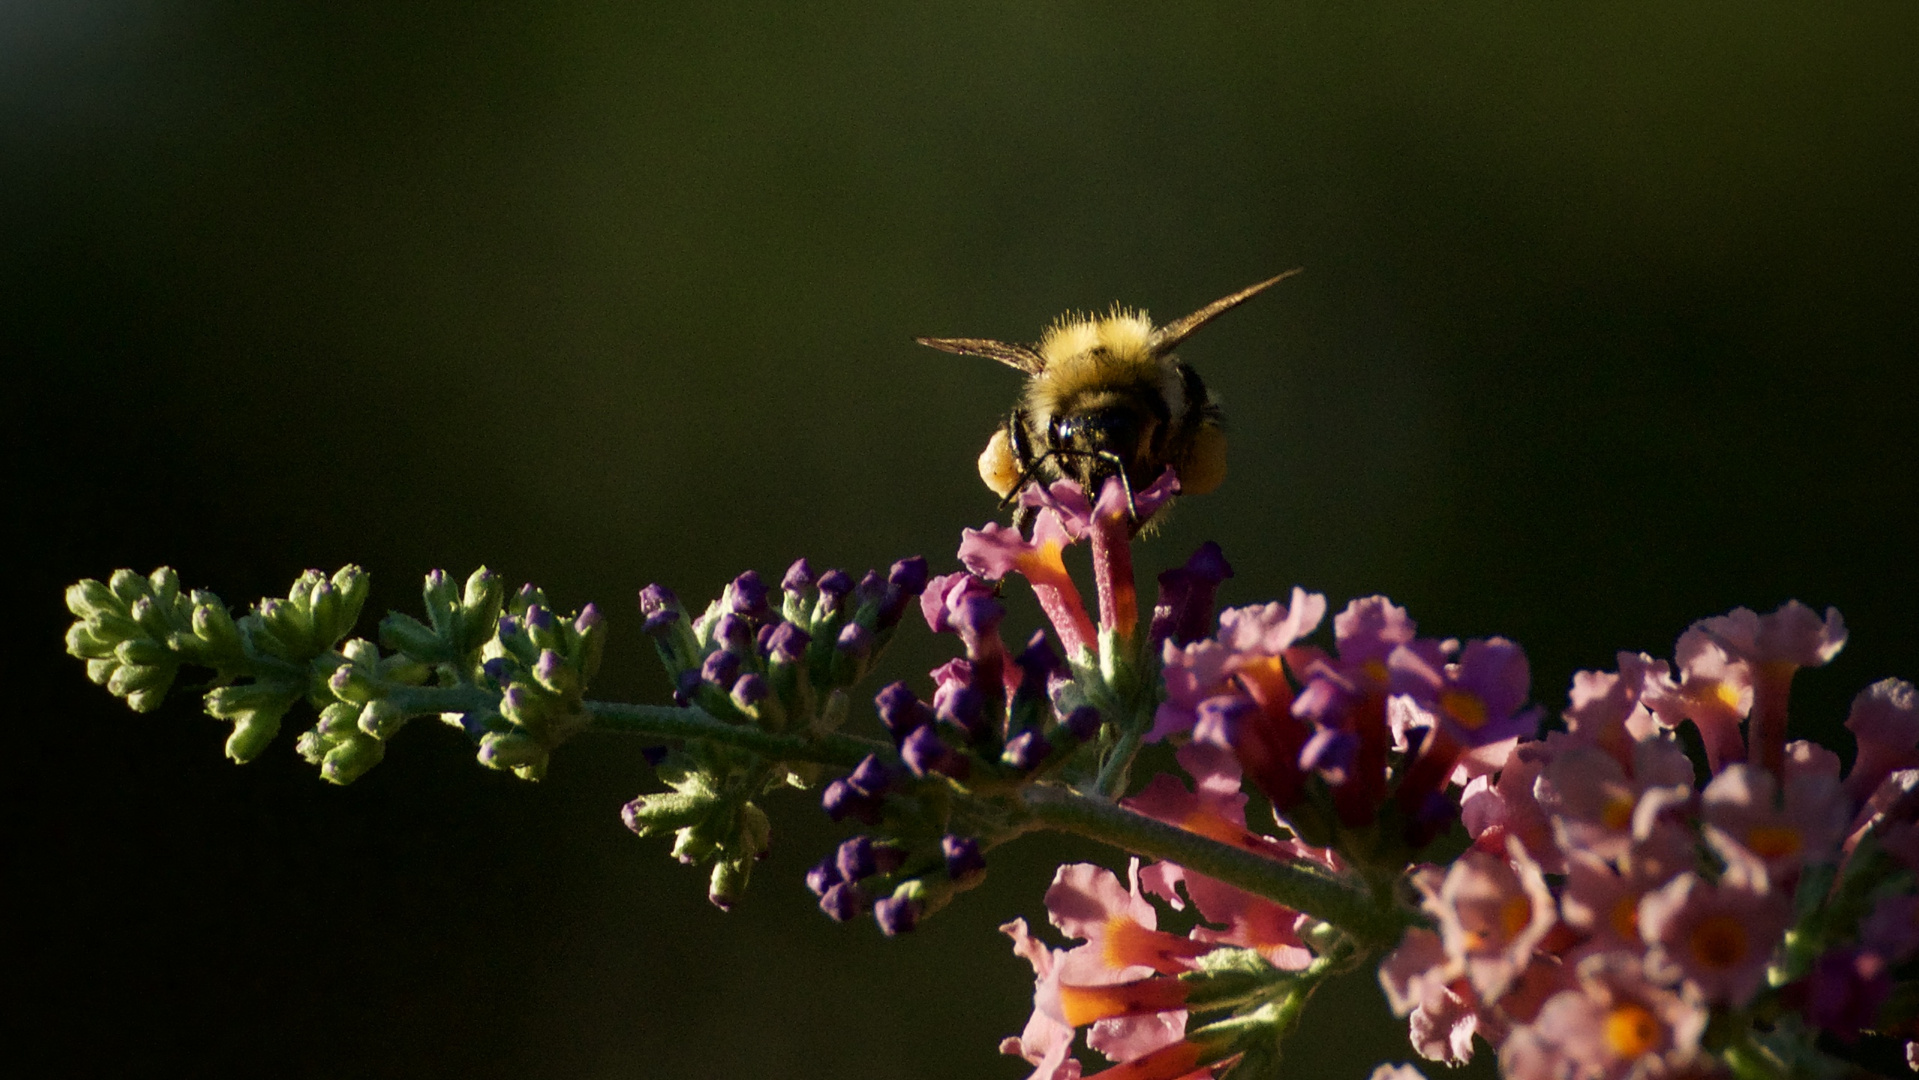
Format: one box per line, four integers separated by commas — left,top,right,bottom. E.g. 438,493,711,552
1461,741,1562,873
1700,762,1849,877
1002,918,1084,1080
1502,953,1706,1080
1643,625,1753,775
1639,859,1792,1006
959,512,1097,659
1426,842,1558,1002
1696,601,1846,780
1843,677,1919,807
1288,595,1417,825
1390,638,1542,842
1535,734,1695,867
1562,652,1671,772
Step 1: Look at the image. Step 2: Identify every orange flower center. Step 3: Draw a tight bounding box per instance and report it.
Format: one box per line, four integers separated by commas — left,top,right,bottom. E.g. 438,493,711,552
1689,913,1750,969
1604,1001,1662,1058
1600,792,1636,831
1610,895,1640,942
1439,689,1489,731
1745,824,1802,860
1499,894,1533,939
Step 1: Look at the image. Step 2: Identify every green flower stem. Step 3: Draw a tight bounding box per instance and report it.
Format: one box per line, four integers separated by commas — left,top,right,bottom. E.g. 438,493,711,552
585,701,889,768
1020,784,1414,947
377,686,893,768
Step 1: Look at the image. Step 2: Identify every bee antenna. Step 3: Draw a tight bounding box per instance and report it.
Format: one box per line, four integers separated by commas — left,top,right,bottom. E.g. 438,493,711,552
1150,268,1302,355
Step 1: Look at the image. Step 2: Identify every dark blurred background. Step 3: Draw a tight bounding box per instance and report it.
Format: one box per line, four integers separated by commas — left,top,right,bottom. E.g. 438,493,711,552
8,3,1917,1077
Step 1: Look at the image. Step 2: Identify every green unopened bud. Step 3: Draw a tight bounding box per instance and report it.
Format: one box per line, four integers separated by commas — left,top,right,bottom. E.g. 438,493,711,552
378,612,448,663
308,581,343,648
314,700,359,736
66,579,117,619
377,653,431,686
85,610,143,643
226,713,282,762
621,791,720,836
708,856,753,910
129,596,172,641
331,564,370,629
148,567,181,606
357,699,409,739
670,828,722,864
85,658,116,685
320,732,385,784
66,622,115,660
257,599,315,659
327,663,376,705
453,569,505,657
422,569,458,636
205,681,300,762
531,649,577,696
109,568,150,605
477,731,548,780
735,802,771,858
190,601,244,658
114,637,171,667
108,662,174,706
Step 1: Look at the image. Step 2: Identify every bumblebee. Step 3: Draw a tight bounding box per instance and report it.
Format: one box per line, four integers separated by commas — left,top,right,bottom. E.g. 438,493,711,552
917,270,1298,527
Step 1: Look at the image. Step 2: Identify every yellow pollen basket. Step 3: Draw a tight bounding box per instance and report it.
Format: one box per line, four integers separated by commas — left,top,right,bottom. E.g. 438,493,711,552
1439,689,1489,731
1688,913,1750,969
1603,1001,1662,1058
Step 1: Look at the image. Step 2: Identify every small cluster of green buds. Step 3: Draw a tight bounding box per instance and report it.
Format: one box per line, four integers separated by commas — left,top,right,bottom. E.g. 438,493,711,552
466,584,606,781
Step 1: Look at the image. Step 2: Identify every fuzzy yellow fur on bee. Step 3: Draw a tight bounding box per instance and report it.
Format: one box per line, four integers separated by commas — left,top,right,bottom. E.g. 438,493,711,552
916,271,1298,527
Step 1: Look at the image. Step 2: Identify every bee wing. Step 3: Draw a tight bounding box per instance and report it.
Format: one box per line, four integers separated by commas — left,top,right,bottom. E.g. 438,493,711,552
914,336,1047,375
1150,268,1302,355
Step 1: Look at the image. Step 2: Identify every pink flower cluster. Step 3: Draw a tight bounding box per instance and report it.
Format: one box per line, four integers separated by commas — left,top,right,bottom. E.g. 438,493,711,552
1383,601,1919,1077
1002,742,1334,1080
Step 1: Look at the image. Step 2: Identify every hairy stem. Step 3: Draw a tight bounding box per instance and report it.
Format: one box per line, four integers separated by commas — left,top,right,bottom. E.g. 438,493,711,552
1021,785,1414,947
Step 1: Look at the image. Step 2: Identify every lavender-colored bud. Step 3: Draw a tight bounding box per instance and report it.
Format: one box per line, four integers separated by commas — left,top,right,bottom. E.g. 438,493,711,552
638,583,679,617
1014,631,1062,692
781,558,815,594
901,725,970,780
819,881,864,922
533,649,566,685
1194,695,1257,750
498,615,521,639
950,592,1005,644
805,855,842,897
501,685,533,721
933,681,986,740
672,668,702,706
426,569,448,590
836,836,878,882
482,657,514,686
517,583,540,604
713,613,752,653
525,604,555,631
875,681,936,745
1149,542,1235,650
888,556,929,596
853,570,887,610
756,621,780,655
1003,730,1052,771
574,603,604,633
816,568,854,602
942,835,986,882
1299,725,1356,781
1062,705,1102,741
874,893,920,935
727,570,769,618
820,778,883,824
701,649,741,689
767,622,811,664
642,607,681,636
846,753,893,796
836,623,872,656
731,673,769,710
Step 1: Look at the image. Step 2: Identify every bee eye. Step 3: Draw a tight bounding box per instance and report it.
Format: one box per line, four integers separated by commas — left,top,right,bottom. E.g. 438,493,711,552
1055,407,1141,456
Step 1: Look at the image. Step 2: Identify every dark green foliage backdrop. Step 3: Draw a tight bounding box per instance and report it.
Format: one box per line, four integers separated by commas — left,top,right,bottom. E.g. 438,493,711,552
8,3,1917,1077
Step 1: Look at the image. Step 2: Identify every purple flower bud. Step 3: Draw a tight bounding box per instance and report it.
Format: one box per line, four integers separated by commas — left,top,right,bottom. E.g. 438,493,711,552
712,613,752,653
875,681,936,745
672,668,702,706
756,621,779,655
950,592,1005,643
781,558,815,594
874,893,920,935
819,881,864,922
638,583,679,617
902,725,970,780
767,622,811,664
846,753,893,796
641,745,669,766
1148,541,1236,650
731,673,769,710
498,615,521,639
533,649,566,685
942,835,985,882
1003,730,1052,771
426,569,448,590
816,569,854,602
1062,705,1102,741
1300,726,1357,781
821,778,883,824
574,603,603,633
502,685,532,713
836,622,873,656
853,570,887,609
888,556,930,597
642,607,681,636
933,681,985,739
805,855,842,897
727,570,769,619
701,649,741,689
1014,631,1063,692
517,583,540,604
482,657,514,685
525,604,555,631
836,836,879,882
